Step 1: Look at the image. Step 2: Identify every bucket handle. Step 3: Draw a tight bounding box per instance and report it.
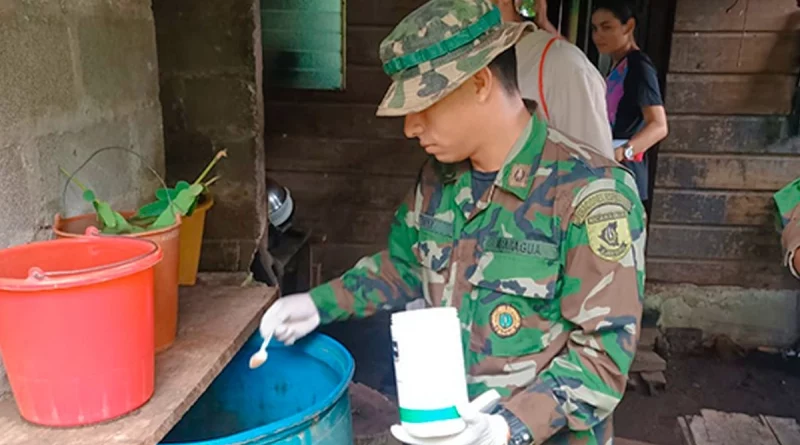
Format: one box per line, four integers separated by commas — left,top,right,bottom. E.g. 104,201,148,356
26,227,160,282
60,146,174,220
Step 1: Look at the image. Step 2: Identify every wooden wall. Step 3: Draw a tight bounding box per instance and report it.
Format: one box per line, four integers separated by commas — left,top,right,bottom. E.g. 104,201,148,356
648,0,800,289
265,0,427,282
266,0,800,290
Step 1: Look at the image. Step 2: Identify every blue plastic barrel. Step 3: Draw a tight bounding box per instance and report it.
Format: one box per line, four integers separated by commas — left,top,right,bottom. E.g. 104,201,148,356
160,332,355,445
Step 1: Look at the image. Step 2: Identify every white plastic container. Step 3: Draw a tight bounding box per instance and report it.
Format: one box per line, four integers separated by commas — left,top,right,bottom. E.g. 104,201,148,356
391,307,469,438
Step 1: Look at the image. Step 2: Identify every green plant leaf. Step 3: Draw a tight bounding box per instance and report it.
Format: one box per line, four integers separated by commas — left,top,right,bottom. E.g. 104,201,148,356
147,184,204,230
135,200,169,219
137,181,192,218
94,200,118,229
83,190,96,202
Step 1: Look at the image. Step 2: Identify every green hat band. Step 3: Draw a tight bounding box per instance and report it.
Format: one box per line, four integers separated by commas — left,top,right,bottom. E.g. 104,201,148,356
382,6,502,77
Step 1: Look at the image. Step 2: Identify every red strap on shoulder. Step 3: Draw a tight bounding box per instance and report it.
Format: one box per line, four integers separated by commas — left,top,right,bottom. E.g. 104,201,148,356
538,36,559,121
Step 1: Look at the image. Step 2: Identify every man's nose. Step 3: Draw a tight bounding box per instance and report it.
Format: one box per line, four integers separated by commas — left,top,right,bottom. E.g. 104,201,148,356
404,112,423,139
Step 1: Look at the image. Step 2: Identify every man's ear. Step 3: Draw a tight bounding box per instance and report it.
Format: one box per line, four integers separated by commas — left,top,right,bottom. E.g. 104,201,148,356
472,67,495,103
625,18,636,37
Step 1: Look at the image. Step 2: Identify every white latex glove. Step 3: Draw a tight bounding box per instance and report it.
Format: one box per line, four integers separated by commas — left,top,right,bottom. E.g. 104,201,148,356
259,293,321,346
390,390,510,445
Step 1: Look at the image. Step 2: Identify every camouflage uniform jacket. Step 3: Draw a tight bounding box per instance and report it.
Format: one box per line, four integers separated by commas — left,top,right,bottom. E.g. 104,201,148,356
310,116,647,444
775,177,800,278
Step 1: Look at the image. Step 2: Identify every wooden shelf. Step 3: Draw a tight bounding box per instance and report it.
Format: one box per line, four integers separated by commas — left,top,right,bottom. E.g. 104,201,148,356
0,274,278,445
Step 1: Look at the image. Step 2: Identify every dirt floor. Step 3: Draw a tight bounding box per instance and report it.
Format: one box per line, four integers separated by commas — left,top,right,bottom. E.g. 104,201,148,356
616,352,800,445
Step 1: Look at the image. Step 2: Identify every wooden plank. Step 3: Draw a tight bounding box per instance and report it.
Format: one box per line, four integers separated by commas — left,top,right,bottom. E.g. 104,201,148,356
674,0,746,32
312,242,382,280
658,116,790,154
265,102,405,140
654,153,800,191
647,224,783,260
688,414,714,445
296,207,396,245
646,258,798,289
762,415,800,445
265,136,426,177
615,438,660,445
665,74,795,115
650,190,775,226
347,0,424,26
267,171,413,211
631,350,667,373
638,327,659,350
347,26,390,67
743,0,800,32
640,371,667,395
626,373,643,392
670,32,800,74
268,66,388,105
677,416,697,445
700,409,781,445
675,0,800,32
0,279,278,445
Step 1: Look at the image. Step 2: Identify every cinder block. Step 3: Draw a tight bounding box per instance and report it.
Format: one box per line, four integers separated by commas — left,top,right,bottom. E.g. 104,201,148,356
199,240,241,272
128,102,166,202
78,17,159,108
159,77,186,137
199,137,264,241
29,116,137,224
239,239,259,271
0,16,76,131
179,76,259,139
152,0,256,74
63,0,153,19
0,145,37,249
0,0,16,16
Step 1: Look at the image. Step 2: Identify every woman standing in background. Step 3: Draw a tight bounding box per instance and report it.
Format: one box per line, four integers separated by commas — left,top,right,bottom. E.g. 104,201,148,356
591,0,668,213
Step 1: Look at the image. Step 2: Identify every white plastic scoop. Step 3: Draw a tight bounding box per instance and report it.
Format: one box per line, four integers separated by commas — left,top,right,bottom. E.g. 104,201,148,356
249,340,269,369
249,309,280,369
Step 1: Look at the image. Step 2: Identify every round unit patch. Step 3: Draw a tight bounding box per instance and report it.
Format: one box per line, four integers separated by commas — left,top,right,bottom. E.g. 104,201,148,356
490,304,522,338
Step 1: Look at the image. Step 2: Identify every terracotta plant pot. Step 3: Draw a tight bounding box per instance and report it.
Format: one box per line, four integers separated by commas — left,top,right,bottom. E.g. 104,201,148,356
178,194,214,286
53,212,181,353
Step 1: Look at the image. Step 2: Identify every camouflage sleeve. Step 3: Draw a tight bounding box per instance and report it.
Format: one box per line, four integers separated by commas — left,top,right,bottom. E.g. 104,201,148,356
503,176,646,443
776,179,800,278
308,184,423,324
782,204,800,279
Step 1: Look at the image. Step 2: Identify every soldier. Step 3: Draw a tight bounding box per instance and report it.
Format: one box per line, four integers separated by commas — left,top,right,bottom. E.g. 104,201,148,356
775,178,800,278
259,0,646,444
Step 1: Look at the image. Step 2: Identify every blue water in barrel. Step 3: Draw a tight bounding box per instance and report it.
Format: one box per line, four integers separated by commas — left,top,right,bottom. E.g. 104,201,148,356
160,332,355,445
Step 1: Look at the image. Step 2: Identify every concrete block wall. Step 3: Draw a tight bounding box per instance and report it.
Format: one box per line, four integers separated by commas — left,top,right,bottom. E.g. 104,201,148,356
153,0,267,272
0,1,165,395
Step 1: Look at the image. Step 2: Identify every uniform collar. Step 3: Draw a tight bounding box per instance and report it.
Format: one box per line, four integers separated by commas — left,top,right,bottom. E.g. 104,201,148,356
493,114,547,200
436,114,547,200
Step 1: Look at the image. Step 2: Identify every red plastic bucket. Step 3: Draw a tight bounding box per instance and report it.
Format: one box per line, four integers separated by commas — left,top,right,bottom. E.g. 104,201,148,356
0,233,162,427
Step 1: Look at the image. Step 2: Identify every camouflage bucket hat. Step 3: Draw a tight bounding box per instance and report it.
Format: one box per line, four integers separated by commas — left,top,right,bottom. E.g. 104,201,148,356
377,0,532,117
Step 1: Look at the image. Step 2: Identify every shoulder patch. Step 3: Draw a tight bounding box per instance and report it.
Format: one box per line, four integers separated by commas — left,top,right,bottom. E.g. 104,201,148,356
587,208,632,261
573,190,632,224
575,190,633,262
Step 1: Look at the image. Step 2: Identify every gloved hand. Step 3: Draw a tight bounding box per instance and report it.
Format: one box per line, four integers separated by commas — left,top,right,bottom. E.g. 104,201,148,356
259,293,321,346
390,390,510,445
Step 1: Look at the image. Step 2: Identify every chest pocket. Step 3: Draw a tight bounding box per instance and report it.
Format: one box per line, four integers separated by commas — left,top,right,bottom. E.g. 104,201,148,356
467,238,562,358
414,214,455,305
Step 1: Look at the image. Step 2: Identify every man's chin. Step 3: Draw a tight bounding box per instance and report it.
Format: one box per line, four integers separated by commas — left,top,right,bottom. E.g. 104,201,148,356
431,152,466,164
